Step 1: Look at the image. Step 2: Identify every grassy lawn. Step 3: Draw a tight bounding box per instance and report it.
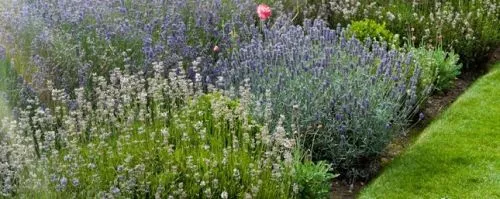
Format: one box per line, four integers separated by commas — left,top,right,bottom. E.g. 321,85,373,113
359,63,500,199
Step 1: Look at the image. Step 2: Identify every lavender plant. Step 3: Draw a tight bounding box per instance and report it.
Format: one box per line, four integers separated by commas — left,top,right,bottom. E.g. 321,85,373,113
0,62,334,198
0,0,259,97
218,17,427,179
298,0,500,67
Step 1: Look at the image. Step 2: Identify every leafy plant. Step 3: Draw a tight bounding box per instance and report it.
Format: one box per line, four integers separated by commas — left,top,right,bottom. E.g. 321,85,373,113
410,46,462,93
293,150,337,199
347,19,399,49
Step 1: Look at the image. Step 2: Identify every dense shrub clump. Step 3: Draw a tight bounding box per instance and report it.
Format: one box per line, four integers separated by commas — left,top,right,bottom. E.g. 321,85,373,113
346,19,399,49
0,0,258,95
0,63,334,198
218,17,426,179
410,47,462,93
298,0,500,67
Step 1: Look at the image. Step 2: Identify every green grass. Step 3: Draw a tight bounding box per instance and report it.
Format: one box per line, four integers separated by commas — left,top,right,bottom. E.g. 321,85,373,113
359,63,500,199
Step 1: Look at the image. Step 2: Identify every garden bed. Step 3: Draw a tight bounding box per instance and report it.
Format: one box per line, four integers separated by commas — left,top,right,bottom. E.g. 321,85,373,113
0,0,499,198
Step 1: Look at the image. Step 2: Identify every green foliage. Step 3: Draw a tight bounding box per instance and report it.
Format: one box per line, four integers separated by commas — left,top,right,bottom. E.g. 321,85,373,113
293,150,337,199
304,0,500,67
0,59,21,108
410,47,462,93
347,19,399,48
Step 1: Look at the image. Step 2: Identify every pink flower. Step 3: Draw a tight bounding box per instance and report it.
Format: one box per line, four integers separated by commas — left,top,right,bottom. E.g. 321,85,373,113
257,4,272,21
213,45,220,52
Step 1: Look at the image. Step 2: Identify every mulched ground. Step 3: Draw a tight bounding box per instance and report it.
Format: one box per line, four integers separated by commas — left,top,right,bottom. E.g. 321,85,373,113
330,61,493,199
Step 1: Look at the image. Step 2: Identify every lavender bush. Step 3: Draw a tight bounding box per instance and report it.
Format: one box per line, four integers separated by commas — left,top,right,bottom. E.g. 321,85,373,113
0,0,259,97
0,63,334,198
297,0,500,67
218,17,427,179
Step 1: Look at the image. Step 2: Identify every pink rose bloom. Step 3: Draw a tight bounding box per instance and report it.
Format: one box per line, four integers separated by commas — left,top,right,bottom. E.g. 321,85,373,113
257,4,271,21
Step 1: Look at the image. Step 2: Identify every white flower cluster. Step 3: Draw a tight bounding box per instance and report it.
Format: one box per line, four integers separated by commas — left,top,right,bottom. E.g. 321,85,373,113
0,62,298,197
314,0,499,50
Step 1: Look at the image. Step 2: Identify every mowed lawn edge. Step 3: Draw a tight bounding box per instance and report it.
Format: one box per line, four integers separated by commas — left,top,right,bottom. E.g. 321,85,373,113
359,63,500,199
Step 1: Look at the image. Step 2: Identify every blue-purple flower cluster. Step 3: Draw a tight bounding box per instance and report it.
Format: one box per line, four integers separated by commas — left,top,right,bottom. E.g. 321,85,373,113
1,0,258,94
218,17,426,178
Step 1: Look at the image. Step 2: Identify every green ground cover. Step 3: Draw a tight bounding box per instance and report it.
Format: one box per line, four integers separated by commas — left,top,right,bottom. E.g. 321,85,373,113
360,63,500,198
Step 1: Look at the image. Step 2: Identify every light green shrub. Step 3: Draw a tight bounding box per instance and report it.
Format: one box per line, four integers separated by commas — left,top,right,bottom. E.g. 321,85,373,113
293,151,337,199
347,19,399,48
410,46,462,93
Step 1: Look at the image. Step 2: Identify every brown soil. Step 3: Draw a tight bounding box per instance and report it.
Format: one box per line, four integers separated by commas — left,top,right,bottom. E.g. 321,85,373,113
330,60,494,198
